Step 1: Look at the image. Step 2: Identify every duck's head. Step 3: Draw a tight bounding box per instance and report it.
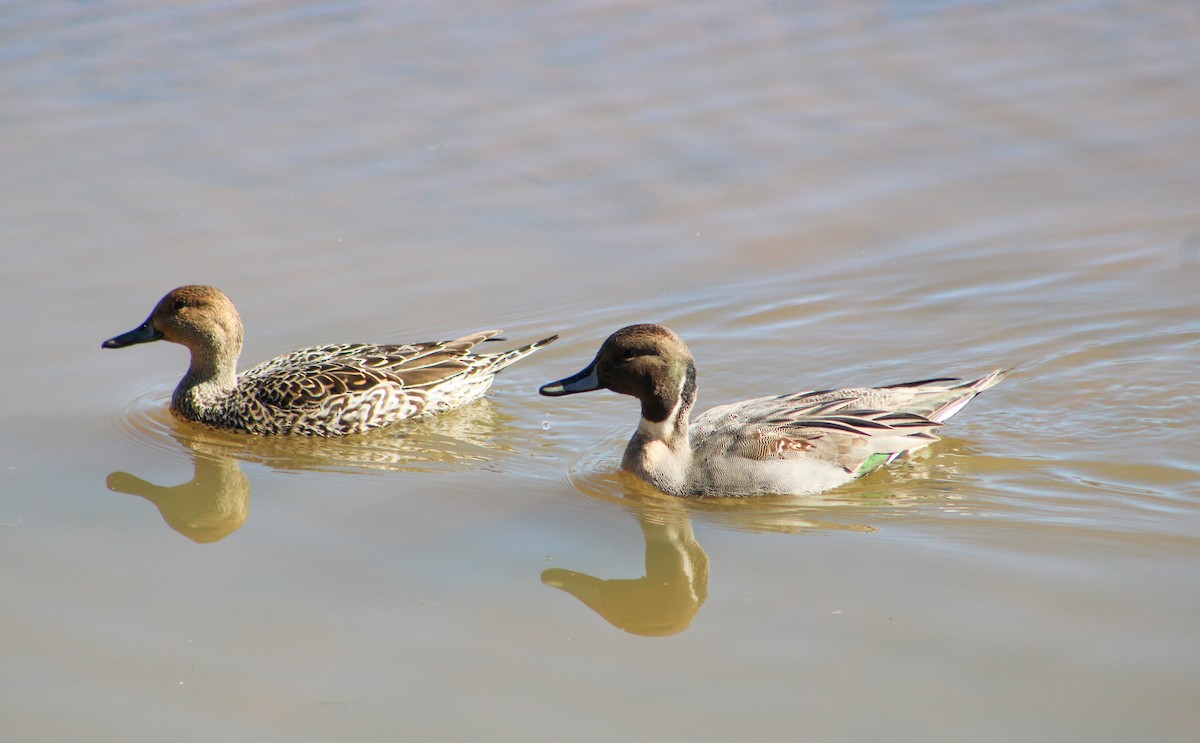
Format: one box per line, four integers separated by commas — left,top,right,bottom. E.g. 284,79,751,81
540,324,696,423
102,285,244,360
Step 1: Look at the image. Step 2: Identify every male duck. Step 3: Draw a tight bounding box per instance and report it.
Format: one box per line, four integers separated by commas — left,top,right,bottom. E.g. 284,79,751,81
103,285,557,436
540,324,1006,497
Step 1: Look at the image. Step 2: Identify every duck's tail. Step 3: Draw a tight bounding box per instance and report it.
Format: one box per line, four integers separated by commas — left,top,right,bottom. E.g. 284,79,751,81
867,368,1008,467
482,333,559,374
443,330,505,353
881,368,1010,424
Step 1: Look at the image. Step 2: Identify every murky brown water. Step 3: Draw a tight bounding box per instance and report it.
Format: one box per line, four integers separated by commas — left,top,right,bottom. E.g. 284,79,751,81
3,1,1197,740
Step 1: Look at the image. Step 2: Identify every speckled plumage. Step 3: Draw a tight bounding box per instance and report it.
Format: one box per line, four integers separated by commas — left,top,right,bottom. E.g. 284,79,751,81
103,285,557,436
540,324,1007,497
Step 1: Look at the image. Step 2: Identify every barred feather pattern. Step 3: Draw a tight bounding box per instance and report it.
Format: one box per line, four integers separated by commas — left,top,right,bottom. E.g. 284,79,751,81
103,285,557,437
177,336,557,436
693,369,1006,479
538,323,1007,497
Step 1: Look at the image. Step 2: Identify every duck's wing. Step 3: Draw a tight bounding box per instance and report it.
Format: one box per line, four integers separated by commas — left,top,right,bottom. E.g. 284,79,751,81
780,369,1009,423
691,369,1007,475
241,336,503,410
691,396,941,475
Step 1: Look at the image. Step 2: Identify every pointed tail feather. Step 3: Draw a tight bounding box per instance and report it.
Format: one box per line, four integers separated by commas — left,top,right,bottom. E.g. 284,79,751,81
442,330,505,353
927,368,1010,423
485,334,559,373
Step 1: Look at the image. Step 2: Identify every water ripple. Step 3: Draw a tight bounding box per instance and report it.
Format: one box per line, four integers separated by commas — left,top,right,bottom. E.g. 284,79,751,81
106,379,552,476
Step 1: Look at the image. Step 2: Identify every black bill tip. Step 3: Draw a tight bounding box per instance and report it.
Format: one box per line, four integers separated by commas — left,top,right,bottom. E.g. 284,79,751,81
102,319,162,349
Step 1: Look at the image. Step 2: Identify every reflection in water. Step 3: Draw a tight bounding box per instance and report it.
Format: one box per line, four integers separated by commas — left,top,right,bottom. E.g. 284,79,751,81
232,399,528,473
543,474,883,637
128,395,526,474
543,489,709,637
565,435,992,531
107,397,536,542
544,446,995,635
108,452,250,544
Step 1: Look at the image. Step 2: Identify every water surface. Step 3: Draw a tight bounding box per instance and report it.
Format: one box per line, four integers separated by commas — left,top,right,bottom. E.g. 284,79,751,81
2,1,1197,741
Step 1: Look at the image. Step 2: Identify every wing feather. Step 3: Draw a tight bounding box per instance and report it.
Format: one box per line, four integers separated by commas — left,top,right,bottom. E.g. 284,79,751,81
239,342,481,409
692,395,942,474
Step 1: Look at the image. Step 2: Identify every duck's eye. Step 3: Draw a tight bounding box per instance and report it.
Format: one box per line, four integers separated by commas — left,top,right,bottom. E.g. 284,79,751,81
620,349,641,361
173,300,187,312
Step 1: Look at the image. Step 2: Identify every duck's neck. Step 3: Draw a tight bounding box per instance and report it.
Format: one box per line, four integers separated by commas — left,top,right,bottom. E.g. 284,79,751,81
623,360,697,495
171,342,240,422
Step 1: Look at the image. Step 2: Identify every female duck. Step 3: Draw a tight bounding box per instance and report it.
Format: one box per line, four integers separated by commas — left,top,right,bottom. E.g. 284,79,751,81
103,285,556,436
540,324,1006,496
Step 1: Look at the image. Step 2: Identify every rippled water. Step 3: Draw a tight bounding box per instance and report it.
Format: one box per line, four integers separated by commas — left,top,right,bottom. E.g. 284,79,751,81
2,1,1198,741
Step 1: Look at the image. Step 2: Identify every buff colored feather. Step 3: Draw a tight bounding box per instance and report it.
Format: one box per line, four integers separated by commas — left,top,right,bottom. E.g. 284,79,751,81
103,285,556,436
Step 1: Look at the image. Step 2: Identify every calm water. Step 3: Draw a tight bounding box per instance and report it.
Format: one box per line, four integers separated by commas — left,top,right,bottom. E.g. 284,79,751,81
2,1,1198,740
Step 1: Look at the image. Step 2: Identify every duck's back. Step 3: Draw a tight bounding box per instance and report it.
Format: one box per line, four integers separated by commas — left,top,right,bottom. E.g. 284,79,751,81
686,395,933,495
199,334,525,436
685,371,1007,495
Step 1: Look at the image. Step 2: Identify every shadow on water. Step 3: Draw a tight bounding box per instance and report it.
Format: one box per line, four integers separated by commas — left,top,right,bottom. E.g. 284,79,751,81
106,396,534,543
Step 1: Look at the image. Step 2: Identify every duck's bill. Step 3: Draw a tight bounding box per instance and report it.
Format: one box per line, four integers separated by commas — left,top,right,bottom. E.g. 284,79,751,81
102,319,163,349
539,362,601,396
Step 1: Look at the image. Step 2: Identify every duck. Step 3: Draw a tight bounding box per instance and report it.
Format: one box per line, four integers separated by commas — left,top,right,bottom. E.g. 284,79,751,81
539,324,1007,497
103,285,557,436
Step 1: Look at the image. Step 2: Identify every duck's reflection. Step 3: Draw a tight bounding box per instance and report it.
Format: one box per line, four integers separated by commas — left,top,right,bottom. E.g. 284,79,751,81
542,471,888,636
107,399,527,542
107,450,249,543
167,398,524,474
543,485,709,637
544,439,996,635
